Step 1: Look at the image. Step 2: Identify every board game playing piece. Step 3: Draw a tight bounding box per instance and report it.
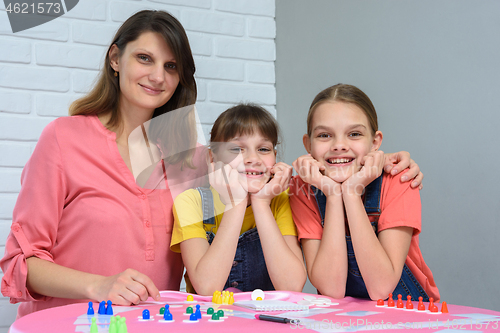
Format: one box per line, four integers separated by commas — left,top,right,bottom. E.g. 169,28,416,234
211,313,219,320
185,306,193,314
187,294,194,302
441,301,449,313
159,307,165,315
118,317,127,333
98,300,106,315
417,297,425,311
376,299,384,306
251,289,265,301
229,292,235,305
109,316,117,333
87,302,94,315
217,309,224,318
106,300,113,315
207,307,214,315
195,304,202,319
90,317,98,333
163,311,173,321
396,294,404,308
387,293,395,307
406,295,413,309
142,309,150,320
189,313,198,321
428,297,434,311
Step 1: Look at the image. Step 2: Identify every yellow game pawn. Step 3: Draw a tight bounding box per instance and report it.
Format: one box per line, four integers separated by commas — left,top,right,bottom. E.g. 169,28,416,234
187,294,194,302
223,292,230,305
216,293,222,304
229,292,235,305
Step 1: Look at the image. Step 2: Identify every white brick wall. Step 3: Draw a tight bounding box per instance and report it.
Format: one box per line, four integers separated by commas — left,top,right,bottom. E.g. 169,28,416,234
0,0,276,329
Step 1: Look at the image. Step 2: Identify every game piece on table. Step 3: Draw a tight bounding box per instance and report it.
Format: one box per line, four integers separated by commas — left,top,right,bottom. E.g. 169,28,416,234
98,300,106,315
211,313,220,321
431,305,439,313
115,315,121,331
428,297,434,311
229,292,235,305
376,299,384,306
212,291,219,303
163,311,173,321
195,304,202,319
187,294,194,302
251,289,265,301
189,313,198,321
142,309,150,320
441,301,449,313
106,300,113,315
109,316,117,333
118,317,127,333
387,293,395,307
207,307,214,315
90,317,98,333
159,306,165,315
417,297,425,311
185,306,193,314
396,294,404,308
87,302,94,315
217,309,224,318
406,295,413,309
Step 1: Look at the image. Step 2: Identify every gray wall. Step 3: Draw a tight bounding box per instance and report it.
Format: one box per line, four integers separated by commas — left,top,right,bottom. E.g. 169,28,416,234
276,0,500,311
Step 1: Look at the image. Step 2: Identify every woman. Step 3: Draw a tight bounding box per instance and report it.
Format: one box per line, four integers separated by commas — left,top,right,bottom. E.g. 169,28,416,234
0,10,204,317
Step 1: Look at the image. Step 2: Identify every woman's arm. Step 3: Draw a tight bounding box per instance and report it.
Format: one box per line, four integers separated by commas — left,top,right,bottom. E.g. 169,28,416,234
383,151,423,189
26,257,160,304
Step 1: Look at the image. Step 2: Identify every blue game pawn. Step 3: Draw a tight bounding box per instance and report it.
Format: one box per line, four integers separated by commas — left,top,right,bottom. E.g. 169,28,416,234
106,300,113,315
98,300,106,315
142,309,150,320
189,313,198,321
195,304,202,319
87,301,94,315
163,311,173,321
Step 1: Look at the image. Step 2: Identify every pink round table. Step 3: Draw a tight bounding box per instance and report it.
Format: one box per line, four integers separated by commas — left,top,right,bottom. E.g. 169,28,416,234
9,291,500,332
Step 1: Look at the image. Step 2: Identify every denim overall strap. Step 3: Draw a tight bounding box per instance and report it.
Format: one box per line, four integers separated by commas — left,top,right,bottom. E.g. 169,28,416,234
196,187,216,243
313,175,429,301
197,188,274,292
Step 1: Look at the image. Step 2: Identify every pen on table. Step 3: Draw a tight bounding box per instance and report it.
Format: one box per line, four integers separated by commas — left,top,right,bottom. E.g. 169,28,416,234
255,314,300,324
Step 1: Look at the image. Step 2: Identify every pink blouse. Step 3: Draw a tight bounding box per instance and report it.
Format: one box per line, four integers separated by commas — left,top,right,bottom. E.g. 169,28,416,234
0,115,207,317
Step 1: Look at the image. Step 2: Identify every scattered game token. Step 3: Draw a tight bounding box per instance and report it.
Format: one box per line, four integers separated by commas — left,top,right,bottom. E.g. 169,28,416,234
185,306,193,315
441,302,449,313
303,295,316,301
209,313,221,322
187,295,194,302
183,313,199,323
376,299,384,307
251,289,265,301
87,302,94,315
297,300,312,306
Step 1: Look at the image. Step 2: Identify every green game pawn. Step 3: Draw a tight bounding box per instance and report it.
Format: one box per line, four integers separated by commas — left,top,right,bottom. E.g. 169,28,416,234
207,307,214,315
90,317,98,333
159,306,165,315
211,313,219,320
186,306,193,314
118,317,127,333
217,309,224,318
109,316,117,333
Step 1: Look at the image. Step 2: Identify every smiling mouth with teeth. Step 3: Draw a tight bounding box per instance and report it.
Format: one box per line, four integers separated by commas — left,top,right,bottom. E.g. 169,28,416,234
243,171,264,175
327,158,354,165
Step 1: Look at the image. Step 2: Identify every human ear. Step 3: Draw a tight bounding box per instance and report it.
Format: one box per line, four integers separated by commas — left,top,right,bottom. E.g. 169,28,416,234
208,149,214,163
302,134,311,153
108,44,120,72
371,131,383,151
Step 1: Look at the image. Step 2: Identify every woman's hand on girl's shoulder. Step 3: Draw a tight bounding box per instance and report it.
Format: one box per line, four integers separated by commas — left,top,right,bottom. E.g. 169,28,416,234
209,162,247,207
251,162,292,203
292,155,341,197
342,151,385,196
383,151,424,190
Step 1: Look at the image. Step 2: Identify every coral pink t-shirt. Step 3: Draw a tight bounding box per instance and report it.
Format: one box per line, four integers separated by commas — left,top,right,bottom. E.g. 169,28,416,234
0,115,207,318
289,173,440,301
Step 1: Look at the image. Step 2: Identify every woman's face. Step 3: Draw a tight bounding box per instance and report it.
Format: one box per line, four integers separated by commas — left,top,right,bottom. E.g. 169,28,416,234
110,31,180,118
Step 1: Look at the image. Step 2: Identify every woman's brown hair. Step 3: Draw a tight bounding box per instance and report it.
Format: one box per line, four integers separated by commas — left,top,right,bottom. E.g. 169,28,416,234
69,10,197,166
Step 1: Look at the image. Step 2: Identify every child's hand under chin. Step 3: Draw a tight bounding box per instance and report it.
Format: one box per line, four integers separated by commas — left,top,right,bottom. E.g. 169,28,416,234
251,162,292,203
342,151,385,196
209,161,248,208
293,154,342,197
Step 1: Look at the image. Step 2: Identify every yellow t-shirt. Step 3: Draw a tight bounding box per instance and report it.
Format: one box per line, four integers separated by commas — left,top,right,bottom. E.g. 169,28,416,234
171,187,297,253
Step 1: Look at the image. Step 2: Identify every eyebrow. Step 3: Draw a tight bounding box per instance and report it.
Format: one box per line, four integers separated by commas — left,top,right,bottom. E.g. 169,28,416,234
135,49,176,62
312,124,367,132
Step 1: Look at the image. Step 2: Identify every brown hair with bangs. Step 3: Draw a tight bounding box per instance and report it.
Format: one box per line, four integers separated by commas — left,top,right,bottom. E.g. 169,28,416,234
210,104,280,152
307,84,378,137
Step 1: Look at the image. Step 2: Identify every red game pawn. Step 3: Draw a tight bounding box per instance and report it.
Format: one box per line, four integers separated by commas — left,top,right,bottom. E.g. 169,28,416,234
396,294,404,308
431,305,439,313
376,299,384,306
387,293,395,307
406,295,413,309
428,297,434,311
441,301,449,313
417,296,426,311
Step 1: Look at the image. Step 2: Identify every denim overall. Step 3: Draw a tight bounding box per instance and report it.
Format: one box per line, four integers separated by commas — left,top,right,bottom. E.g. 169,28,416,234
312,175,429,301
197,188,275,292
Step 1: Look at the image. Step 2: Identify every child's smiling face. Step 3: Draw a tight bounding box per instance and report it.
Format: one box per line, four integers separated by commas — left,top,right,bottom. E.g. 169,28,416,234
213,131,276,193
303,101,382,183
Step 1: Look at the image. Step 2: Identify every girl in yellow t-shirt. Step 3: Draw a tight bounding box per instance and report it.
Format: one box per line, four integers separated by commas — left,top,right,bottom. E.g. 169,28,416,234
171,104,307,295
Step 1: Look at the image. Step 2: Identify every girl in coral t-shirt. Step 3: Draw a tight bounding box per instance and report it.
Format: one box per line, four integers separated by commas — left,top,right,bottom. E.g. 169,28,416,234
290,84,439,302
